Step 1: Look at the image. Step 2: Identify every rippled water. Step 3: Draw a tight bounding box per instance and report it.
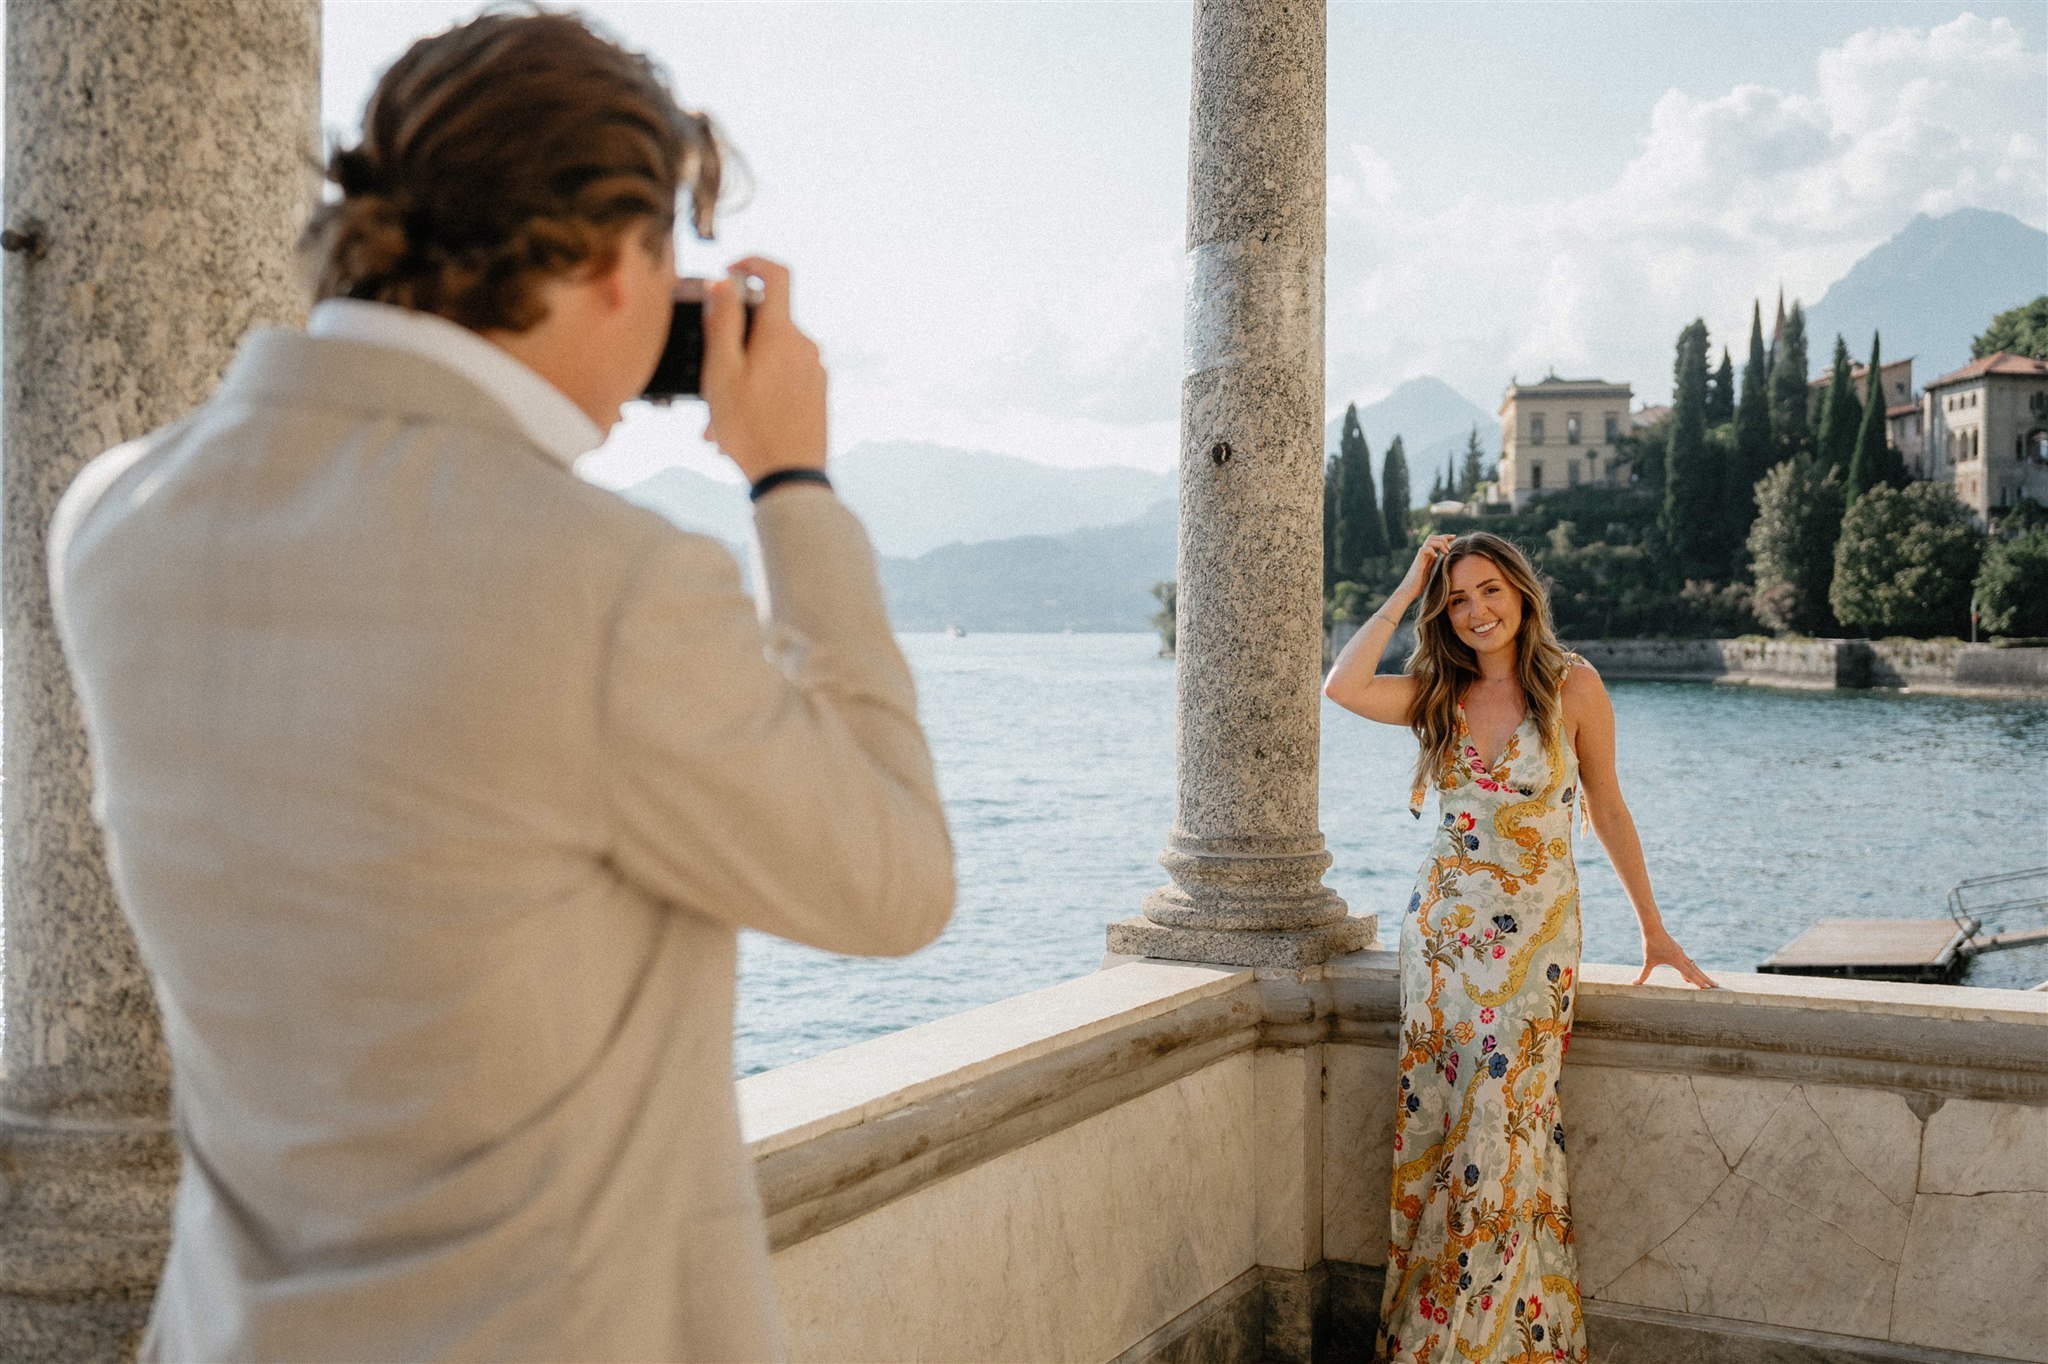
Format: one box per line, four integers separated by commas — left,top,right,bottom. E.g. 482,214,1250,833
735,633,2048,1075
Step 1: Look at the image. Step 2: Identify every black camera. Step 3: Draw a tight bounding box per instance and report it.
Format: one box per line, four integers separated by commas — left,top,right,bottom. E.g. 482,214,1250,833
641,280,759,403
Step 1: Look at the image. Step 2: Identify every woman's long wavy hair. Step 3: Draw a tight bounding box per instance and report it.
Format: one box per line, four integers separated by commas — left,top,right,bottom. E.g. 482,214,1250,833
1406,532,1571,793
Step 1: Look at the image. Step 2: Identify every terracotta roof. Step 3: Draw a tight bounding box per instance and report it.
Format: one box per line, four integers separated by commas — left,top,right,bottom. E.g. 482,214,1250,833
1926,351,2048,388
1808,357,1914,391
1886,402,1919,418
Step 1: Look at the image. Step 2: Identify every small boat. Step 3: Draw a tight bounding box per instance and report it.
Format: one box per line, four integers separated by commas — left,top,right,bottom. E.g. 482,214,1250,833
944,625,966,638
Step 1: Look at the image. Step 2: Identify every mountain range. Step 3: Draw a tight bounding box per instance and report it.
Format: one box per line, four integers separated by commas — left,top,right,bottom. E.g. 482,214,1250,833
624,207,2040,631
1803,208,2046,386
622,441,1169,560
1324,376,1500,502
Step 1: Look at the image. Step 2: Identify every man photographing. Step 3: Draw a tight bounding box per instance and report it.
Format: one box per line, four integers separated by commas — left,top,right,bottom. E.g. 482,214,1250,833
49,10,954,1361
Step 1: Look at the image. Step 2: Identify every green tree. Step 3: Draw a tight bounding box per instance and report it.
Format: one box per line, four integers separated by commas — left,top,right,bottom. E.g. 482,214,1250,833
1735,302,1775,513
1768,300,1811,462
1814,335,1862,477
1335,403,1387,576
1747,459,1845,635
1845,332,1899,499
1150,580,1177,655
1707,347,1736,424
1973,529,2048,637
1830,483,1985,637
1972,295,2048,360
1381,435,1411,552
1322,453,1339,590
1460,428,1486,500
1663,319,1718,577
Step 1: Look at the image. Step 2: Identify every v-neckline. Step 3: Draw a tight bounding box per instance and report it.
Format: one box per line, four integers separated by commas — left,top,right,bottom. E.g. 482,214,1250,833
1457,699,1529,775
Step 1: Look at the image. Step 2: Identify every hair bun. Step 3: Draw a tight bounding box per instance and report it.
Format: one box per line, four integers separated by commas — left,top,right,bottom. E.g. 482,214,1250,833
325,193,411,290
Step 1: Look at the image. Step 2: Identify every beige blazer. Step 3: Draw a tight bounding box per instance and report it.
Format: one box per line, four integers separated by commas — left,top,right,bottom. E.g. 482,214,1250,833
48,330,955,1362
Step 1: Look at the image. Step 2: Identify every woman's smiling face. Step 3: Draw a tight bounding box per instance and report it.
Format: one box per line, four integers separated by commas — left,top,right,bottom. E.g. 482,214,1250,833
1445,553,1523,660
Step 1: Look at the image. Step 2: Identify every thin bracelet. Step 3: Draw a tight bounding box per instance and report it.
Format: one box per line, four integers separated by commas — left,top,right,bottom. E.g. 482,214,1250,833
749,467,833,502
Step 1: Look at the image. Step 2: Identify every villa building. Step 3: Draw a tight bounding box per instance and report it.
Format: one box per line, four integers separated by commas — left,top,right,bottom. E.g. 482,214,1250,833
1924,352,2048,524
1493,375,1633,510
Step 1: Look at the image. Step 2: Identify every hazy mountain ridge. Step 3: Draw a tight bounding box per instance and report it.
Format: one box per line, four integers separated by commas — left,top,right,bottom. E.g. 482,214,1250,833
1803,208,2045,383
1323,376,1499,505
879,498,1175,633
621,441,1170,559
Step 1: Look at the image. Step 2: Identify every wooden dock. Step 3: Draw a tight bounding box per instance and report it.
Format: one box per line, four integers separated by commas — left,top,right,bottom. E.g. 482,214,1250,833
1758,917,1976,984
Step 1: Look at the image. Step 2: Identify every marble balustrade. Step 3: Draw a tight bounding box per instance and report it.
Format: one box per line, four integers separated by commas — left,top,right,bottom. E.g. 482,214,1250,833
744,952,2048,1363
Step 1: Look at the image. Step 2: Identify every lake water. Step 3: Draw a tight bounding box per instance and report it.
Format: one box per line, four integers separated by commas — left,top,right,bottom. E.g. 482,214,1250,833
735,632,2048,1076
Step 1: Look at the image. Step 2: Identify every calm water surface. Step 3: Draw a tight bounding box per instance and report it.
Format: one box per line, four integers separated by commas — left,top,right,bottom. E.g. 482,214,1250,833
735,632,2048,1076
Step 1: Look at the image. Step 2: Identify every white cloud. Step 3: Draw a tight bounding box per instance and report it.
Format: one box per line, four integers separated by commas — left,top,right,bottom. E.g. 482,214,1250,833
1323,12,2045,411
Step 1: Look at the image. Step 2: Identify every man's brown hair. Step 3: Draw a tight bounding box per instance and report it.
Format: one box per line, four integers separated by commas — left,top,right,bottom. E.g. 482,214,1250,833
303,8,729,331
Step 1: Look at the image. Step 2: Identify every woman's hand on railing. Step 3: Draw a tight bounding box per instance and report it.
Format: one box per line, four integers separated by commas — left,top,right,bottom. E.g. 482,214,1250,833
1635,928,1719,989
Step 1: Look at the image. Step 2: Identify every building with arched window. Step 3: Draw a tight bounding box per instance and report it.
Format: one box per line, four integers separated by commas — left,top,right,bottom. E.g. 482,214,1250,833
1925,352,2048,525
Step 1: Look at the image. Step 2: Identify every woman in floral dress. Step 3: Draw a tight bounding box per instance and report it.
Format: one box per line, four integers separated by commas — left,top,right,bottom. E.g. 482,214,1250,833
1323,530,1717,1364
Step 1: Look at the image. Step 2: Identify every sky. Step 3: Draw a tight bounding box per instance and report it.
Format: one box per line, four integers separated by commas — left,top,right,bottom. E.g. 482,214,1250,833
310,3,2041,486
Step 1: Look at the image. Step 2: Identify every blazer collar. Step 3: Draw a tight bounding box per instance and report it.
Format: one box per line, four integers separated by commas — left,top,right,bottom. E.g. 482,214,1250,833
214,329,562,462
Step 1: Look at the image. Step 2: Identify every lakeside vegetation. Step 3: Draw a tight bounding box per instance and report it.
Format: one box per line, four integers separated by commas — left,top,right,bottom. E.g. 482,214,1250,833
1314,295,2048,646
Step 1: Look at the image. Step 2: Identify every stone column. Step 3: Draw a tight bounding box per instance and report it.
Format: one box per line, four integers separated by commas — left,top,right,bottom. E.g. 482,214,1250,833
1,1,319,1355
1110,0,1371,968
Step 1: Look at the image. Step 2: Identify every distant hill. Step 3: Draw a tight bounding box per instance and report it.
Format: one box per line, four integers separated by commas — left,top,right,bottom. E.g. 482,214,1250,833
620,442,1171,560
880,498,1176,632
1323,376,1497,505
1803,208,2047,385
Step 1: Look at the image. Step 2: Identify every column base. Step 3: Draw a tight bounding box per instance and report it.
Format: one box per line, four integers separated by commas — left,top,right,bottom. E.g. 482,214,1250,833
1105,913,1376,968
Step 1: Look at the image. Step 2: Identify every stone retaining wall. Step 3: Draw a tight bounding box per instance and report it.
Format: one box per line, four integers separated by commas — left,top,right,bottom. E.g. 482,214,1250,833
1567,638,2048,698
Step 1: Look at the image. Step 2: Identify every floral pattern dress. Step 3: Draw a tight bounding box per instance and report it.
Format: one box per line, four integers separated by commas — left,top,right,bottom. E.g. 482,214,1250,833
1376,657,1589,1364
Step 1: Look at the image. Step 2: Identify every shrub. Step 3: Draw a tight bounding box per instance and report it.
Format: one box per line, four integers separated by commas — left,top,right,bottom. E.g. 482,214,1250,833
1830,483,1985,638
1974,529,2048,638
1746,459,1844,636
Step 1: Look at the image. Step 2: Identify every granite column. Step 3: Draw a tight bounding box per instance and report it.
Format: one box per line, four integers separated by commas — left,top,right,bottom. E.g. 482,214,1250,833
1109,0,1372,968
1,1,319,1355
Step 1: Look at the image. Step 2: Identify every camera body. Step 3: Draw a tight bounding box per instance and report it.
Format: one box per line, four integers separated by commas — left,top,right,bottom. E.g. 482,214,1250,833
640,282,758,403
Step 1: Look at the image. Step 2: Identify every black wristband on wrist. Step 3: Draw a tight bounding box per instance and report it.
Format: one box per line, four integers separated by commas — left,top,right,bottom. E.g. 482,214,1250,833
748,467,833,502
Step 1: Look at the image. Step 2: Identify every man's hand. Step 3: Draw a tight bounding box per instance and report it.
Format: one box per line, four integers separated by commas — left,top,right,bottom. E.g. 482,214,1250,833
700,256,828,483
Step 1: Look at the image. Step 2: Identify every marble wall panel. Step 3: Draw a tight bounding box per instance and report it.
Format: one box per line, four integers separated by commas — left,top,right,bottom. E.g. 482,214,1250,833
1894,1192,2048,1363
1893,1097,2048,1361
1321,1045,1396,1267
772,1053,1257,1363
1256,1046,1323,1271
1569,1070,1933,1342
1916,1097,2048,1196
1565,1068,1734,1297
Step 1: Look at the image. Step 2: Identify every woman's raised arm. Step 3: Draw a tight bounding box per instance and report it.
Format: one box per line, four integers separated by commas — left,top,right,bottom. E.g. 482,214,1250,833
1568,662,1718,989
1322,533,1454,724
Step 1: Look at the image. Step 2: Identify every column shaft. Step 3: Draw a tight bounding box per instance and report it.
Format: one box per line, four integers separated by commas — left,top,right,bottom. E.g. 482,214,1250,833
1,1,319,1355
1109,0,1371,968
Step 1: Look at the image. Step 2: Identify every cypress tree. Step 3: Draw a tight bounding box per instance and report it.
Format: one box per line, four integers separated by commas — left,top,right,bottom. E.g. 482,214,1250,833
1444,454,1458,500
1846,333,1891,500
1708,347,1736,424
1663,319,1717,576
1815,335,1863,478
1322,453,1339,590
1768,301,1811,461
1381,435,1411,552
1460,428,1485,499
1733,301,1775,548
1335,404,1387,577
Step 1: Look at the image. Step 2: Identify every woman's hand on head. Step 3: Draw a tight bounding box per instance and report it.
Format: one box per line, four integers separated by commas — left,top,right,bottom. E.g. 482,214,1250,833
1635,929,1719,989
700,257,828,483
1393,533,1457,607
